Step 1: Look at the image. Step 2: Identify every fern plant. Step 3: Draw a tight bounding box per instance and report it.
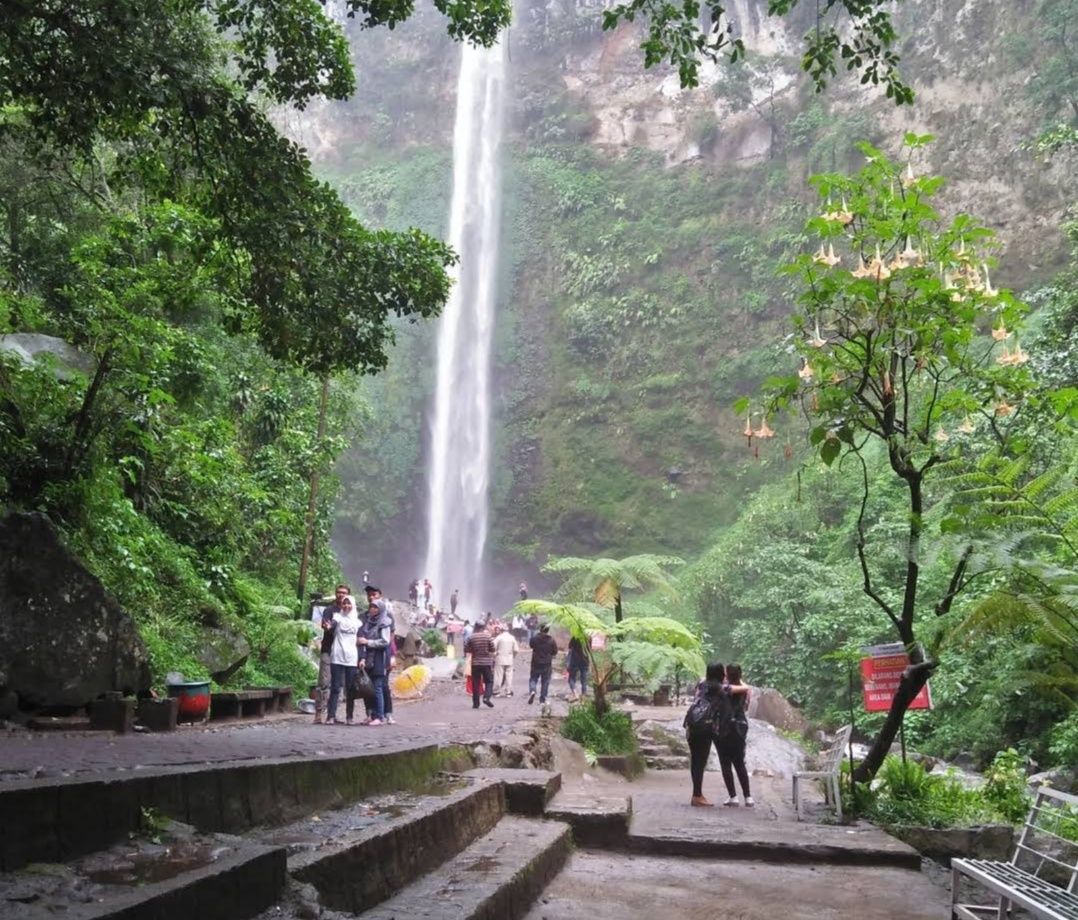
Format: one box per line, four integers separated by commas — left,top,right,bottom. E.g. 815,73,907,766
542,553,684,623
513,598,704,715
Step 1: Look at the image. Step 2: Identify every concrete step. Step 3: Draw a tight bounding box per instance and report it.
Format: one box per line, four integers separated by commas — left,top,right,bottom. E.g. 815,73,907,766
544,791,632,848
644,755,689,770
464,768,561,816
627,791,921,868
1,841,286,920
290,778,505,914
359,816,572,920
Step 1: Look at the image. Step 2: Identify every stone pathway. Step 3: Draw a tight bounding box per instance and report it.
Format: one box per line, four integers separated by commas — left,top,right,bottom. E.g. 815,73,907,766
525,851,950,920
0,655,567,785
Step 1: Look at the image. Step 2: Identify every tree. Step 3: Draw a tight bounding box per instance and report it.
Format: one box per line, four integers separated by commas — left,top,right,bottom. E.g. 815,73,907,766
542,553,684,623
513,599,704,715
751,135,1044,782
602,0,913,101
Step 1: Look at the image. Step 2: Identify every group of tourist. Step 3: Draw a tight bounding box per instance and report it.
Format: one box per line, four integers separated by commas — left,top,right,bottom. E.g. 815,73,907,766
314,583,397,727
686,662,754,808
462,619,563,708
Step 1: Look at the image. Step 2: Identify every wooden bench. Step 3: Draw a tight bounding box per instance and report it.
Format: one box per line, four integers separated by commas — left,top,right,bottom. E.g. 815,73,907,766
210,689,275,720
792,724,852,822
951,786,1078,920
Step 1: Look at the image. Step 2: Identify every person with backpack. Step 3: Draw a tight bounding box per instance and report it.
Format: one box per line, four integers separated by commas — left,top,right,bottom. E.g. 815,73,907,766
717,663,753,806
683,662,751,807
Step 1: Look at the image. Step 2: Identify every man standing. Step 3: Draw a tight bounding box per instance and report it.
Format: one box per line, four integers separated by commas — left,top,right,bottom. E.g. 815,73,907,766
316,584,350,724
492,624,519,697
450,588,460,616
525,612,539,645
464,621,495,709
365,585,396,724
528,624,558,705
519,581,528,601
423,579,432,607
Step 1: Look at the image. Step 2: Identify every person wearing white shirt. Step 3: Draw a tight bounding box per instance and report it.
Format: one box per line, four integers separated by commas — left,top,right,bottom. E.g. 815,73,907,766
492,626,520,697
327,595,361,725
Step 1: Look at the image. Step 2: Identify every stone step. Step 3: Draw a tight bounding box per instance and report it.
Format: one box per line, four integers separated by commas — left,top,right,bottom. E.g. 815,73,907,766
1,842,286,920
544,791,632,848
644,755,690,770
464,768,561,816
358,816,572,920
290,778,505,914
627,791,921,869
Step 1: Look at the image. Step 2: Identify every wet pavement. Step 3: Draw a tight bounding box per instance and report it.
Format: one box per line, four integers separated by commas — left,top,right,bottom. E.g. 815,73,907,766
0,653,567,785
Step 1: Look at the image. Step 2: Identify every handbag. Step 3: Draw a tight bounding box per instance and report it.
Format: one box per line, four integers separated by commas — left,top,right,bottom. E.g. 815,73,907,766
351,667,375,701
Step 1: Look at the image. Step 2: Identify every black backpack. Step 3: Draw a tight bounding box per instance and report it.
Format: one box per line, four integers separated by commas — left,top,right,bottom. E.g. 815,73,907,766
684,694,718,739
715,690,748,740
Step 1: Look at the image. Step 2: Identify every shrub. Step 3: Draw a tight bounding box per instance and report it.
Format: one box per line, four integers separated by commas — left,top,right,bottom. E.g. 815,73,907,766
981,748,1031,824
561,701,636,755
422,628,447,657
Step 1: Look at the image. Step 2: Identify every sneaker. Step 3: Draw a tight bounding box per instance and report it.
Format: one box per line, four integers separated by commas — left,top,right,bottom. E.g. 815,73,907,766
484,699,494,708
345,717,353,725
744,796,755,807
360,717,371,725
367,719,383,726
385,716,396,724
324,718,337,725
528,691,535,704
723,797,739,807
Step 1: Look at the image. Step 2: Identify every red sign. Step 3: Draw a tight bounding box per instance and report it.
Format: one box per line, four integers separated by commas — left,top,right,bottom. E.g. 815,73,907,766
860,648,932,713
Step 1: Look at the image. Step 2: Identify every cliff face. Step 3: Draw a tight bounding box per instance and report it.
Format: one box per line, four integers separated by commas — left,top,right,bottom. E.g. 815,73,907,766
285,0,1077,583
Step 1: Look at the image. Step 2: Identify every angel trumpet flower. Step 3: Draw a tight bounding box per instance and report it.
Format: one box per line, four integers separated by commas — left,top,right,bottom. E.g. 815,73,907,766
798,360,815,380
991,322,1010,342
982,264,998,298
958,416,976,434
934,426,950,444
808,320,827,348
903,161,916,188
754,418,775,439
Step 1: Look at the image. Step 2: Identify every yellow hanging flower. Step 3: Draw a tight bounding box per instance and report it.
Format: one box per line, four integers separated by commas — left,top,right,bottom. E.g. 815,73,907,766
798,360,815,381
754,418,775,439
934,426,950,444
958,416,976,434
991,322,1010,342
981,264,998,299
902,161,916,188
900,237,922,265
994,400,1015,417
851,255,873,279
808,321,827,348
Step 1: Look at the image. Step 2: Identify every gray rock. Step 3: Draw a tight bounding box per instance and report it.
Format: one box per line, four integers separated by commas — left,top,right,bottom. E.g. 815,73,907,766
748,686,809,736
0,512,151,707
196,627,250,683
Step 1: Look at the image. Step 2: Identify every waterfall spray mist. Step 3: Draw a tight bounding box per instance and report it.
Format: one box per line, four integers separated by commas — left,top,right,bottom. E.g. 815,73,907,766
423,41,507,613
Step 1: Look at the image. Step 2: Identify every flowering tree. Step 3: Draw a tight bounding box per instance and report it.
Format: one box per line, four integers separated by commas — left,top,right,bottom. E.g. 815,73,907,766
747,135,1038,781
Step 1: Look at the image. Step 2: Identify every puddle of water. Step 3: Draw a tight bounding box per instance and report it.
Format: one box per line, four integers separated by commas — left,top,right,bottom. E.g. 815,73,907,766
83,842,218,886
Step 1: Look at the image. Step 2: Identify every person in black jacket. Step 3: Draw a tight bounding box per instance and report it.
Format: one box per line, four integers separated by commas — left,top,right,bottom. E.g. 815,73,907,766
528,624,558,704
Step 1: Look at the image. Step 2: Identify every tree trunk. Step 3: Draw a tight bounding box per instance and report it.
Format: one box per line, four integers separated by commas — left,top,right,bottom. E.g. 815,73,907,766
614,592,622,624
852,660,934,782
297,376,330,601
593,679,609,718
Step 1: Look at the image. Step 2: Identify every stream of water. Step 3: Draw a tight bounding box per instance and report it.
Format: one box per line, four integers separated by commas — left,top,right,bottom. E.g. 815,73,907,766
423,40,507,613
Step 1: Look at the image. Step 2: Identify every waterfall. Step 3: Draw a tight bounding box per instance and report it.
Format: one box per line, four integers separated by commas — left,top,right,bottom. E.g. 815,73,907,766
423,40,507,613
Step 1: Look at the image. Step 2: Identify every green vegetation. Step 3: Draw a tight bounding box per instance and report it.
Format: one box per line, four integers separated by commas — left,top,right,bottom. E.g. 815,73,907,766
561,701,637,755
0,0,504,686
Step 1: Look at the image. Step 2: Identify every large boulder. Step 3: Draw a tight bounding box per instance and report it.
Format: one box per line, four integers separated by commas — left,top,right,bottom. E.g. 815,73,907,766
747,686,810,736
0,512,151,707
196,627,250,684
